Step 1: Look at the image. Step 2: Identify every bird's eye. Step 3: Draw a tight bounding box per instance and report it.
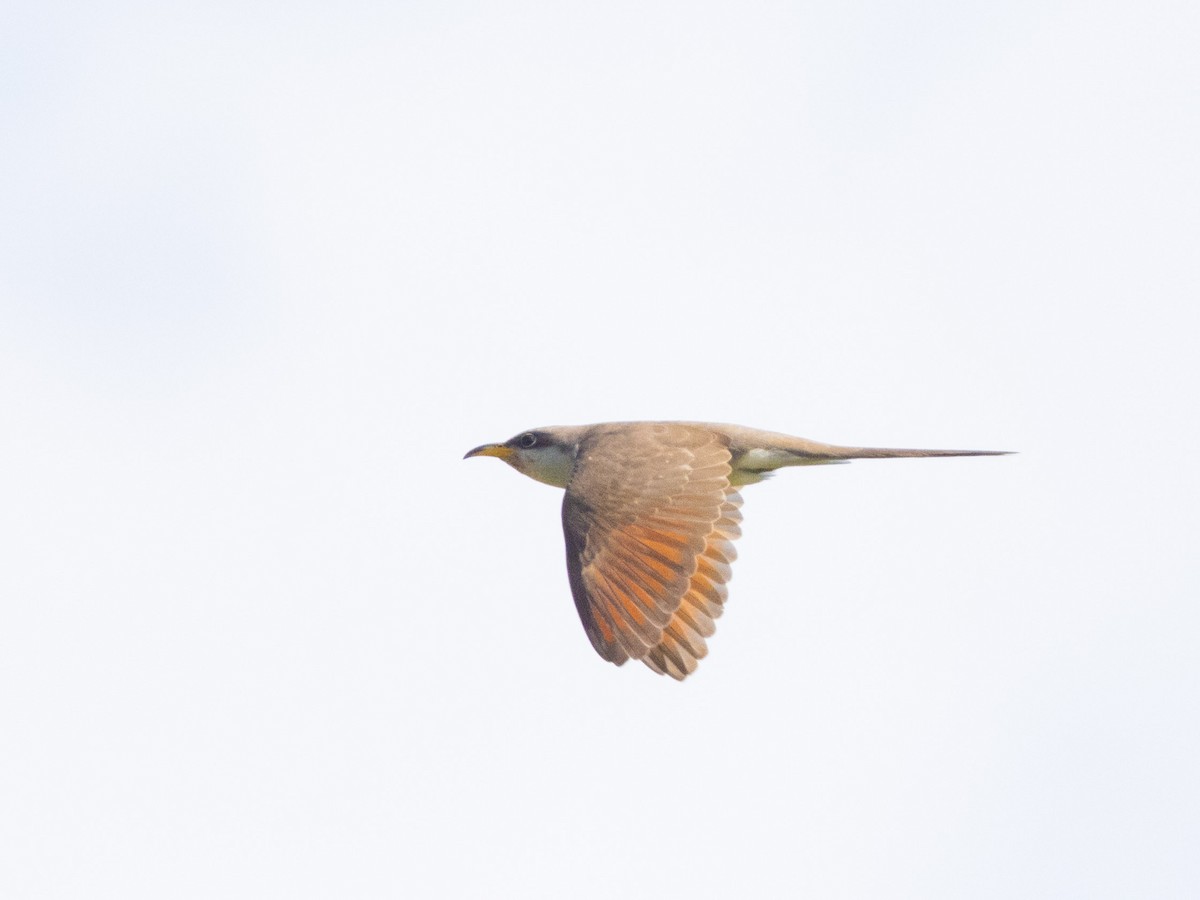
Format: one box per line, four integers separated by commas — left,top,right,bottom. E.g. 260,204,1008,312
519,433,538,448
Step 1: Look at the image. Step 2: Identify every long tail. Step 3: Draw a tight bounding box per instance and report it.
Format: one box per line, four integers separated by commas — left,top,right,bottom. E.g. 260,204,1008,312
728,434,1012,484
784,438,1013,461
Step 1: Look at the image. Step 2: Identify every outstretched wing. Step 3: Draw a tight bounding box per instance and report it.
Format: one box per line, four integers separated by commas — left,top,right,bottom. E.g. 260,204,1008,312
561,423,742,679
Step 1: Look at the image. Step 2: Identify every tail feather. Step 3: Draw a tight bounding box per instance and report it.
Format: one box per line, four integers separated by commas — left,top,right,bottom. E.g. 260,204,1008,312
777,436,1013,461
729,440,1012,484
819,446,1013,459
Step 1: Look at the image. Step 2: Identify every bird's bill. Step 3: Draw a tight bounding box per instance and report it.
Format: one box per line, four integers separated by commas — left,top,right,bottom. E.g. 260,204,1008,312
464,442,515,460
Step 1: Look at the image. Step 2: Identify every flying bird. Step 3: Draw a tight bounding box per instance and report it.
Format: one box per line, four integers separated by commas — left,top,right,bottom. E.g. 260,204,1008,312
465,421,1009,680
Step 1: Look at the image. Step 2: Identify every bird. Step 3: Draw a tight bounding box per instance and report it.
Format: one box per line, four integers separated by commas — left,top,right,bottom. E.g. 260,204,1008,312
465,421,1009,680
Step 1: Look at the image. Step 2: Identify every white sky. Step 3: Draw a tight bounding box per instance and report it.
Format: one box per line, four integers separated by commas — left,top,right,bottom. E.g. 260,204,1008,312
2,2,1197,897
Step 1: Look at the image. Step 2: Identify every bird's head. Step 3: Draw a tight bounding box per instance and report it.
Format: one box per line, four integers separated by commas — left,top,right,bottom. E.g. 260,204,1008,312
464,429,578,487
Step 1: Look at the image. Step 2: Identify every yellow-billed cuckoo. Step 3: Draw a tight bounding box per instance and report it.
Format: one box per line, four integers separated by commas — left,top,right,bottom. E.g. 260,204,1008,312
465,422,1009,680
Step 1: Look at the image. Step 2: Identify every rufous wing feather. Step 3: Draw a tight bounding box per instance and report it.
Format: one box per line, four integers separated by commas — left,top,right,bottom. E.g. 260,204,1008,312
562,423,744,678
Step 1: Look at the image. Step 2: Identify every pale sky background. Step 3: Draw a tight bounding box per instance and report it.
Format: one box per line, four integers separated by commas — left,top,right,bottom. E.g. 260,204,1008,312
2,2,1197,898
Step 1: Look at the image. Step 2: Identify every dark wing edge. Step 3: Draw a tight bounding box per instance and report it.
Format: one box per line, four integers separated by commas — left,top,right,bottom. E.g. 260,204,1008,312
563,507,631,666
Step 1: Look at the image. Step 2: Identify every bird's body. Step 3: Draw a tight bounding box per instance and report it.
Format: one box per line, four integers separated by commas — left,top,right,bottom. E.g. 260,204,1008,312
466,421,1008,680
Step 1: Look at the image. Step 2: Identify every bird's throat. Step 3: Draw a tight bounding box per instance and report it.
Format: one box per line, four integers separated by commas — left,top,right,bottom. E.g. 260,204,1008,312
515,444,577,488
